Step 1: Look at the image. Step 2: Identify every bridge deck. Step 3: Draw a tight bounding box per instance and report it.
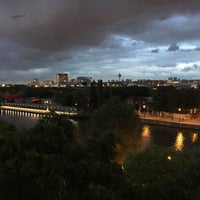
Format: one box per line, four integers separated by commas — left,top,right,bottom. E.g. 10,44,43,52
0,105,84,118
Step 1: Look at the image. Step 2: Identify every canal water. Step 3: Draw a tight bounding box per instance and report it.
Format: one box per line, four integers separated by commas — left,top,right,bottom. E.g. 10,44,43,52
0,111,41,128
1,111,200,151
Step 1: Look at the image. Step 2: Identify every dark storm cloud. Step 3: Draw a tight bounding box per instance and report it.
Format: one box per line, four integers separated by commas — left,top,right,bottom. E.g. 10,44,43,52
3,0,200,51
181,64,200,72
151,49,159,53
1,0,200,81
167,43,180,51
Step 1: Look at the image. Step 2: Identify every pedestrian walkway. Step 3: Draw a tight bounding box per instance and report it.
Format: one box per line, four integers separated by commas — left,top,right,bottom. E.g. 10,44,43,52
140,114,200,130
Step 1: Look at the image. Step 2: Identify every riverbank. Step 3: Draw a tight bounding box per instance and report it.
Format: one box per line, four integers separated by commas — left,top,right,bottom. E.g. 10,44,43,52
140,114,200,131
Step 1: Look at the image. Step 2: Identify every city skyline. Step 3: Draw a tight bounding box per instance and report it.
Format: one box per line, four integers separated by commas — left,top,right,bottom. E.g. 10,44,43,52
1,0,200,83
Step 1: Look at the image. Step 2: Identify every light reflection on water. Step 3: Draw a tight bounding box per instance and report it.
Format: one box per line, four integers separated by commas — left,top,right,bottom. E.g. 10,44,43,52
0,110,40,128
191,133,198,144
174,132,185,151
141,125,151,150
141,125,200,151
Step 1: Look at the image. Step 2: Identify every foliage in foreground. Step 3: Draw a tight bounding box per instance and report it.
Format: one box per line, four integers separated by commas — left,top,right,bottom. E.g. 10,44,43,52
124,147,200,200
0,117,125,200
1,113,200,199
85,97,141,163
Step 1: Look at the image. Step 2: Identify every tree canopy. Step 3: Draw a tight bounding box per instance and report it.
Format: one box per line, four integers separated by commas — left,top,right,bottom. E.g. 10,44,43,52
85,97,141,163
0,115,126,200
124,147,200,200
1,105,200,199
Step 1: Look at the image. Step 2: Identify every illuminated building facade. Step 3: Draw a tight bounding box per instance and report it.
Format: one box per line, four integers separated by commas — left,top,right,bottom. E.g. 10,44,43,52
56,73,68,87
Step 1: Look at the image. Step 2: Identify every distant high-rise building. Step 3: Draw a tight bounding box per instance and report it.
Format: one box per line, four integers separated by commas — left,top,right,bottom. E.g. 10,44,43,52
56,73,68,87
77,76,92,85
29,79,40,87
42,80,54,87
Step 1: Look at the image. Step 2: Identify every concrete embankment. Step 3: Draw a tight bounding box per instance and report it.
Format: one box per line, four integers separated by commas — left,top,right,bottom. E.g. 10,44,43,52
140,118,200,131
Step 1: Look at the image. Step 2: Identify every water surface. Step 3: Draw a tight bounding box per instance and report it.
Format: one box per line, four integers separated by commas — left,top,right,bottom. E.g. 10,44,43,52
1,111,200,151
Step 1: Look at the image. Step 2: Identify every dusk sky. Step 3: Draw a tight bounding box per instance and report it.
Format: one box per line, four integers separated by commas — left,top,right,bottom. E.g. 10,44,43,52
1,0,200,83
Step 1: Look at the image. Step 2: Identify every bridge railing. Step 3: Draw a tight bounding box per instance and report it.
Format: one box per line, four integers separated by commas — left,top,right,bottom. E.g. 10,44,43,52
0,102,77,114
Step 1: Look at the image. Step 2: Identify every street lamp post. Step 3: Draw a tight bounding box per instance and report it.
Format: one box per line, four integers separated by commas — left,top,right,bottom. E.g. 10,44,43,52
178,107,181,121
143,104,146,117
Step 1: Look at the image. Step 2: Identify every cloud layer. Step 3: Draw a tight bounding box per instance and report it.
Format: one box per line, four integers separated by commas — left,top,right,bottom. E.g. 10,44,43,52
1,0,200,83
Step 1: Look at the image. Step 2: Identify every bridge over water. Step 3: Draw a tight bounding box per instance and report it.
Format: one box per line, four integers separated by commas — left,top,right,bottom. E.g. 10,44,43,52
0,102,91,119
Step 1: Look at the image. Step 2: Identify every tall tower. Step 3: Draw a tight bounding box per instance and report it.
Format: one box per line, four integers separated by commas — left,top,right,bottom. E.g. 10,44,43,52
56,73,68,87
118,73,122,82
